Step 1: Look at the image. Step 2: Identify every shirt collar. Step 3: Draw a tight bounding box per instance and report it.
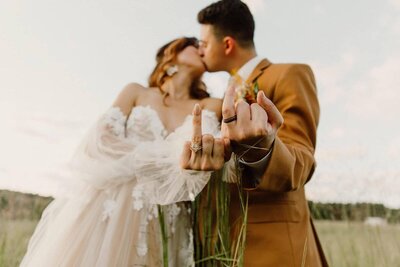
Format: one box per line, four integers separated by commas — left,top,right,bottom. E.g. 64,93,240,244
236,55,263,81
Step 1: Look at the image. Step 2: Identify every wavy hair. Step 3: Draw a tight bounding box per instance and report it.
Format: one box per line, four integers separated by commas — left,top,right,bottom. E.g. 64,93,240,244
148,37,209,102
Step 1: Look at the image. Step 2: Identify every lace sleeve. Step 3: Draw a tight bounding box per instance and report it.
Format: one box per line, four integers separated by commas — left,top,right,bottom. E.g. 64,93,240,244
132,110,220,205
68,107,139,189
132,140,212,205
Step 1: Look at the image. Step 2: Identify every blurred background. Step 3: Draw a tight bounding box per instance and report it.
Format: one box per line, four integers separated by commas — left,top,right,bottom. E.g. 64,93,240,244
1,0,399,266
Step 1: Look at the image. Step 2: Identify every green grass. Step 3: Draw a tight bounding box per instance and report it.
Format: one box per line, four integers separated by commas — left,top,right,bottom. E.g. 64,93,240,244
1,190,399,267
1,219,399,267
0,219,38,267
0,190,52,267
315,221,400,267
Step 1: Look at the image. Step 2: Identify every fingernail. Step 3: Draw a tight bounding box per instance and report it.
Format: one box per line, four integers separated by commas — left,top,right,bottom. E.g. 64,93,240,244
193,104,201,115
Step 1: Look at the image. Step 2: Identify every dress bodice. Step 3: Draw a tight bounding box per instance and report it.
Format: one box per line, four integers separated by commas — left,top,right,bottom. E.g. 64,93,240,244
105,105,220,142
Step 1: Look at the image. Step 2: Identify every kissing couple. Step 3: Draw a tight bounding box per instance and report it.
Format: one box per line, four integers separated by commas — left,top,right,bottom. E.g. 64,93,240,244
21,1,328,266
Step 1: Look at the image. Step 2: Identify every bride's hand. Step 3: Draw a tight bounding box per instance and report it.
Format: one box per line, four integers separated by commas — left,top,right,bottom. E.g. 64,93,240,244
180,104,231,171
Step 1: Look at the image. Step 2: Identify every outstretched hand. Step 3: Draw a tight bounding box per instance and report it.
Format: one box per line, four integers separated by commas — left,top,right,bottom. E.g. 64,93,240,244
180,104,231,171
221,85,283,162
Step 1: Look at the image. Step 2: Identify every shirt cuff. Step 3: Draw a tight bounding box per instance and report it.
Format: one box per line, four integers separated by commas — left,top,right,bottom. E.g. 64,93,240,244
238,149,272,183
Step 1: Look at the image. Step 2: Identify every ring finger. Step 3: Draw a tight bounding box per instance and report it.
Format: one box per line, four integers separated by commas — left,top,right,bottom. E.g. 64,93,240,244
201,134,214,157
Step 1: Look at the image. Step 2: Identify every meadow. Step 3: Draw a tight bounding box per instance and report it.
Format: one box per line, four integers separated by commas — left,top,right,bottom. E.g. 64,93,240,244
1,190,400,267
316,220,400,267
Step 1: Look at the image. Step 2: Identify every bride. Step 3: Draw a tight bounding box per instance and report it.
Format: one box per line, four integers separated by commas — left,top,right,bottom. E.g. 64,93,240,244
20,37,227,267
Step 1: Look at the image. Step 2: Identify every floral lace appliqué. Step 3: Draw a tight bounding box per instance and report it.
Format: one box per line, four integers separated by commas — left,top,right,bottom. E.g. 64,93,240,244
101,199,117,221
103,107,127,137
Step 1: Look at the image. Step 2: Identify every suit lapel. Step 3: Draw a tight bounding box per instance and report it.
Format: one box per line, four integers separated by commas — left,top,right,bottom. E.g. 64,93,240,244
246,58,272,84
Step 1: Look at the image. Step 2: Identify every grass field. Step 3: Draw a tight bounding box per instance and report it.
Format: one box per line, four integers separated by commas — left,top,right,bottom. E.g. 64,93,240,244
1,191,399,266
0,219,37,267
315,221,400,267
1,218,399,267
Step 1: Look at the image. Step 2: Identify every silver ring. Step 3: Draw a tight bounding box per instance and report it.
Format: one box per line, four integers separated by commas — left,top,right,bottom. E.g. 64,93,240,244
190,142,202,153
223,114,237,123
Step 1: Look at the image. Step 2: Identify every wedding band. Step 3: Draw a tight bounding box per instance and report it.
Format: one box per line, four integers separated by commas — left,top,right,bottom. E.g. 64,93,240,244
223,115,237,123
190,142,202,153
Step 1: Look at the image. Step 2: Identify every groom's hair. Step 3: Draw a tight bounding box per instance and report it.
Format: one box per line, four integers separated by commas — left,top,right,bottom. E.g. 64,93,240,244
198,0,255,48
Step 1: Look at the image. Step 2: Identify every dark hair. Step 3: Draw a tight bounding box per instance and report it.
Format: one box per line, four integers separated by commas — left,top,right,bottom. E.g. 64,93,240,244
197,0,255,48
148,37,209,101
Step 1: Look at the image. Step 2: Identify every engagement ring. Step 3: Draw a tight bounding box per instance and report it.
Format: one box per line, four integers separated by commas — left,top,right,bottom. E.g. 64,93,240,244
190,142,202,153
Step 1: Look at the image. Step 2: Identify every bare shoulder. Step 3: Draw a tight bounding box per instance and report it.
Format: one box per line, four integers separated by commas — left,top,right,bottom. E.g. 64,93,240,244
112,82,147,116
120,82,147,98
200,97,222,121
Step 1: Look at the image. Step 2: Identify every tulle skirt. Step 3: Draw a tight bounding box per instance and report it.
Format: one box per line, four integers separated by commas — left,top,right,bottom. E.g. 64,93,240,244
20,180,193,267
20,105,219,267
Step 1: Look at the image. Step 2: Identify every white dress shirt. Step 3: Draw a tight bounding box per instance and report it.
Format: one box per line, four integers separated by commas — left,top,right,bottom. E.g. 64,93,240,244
236,55,263,82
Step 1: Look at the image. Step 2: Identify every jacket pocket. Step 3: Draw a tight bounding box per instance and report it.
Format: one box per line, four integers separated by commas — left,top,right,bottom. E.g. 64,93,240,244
247,201,301,223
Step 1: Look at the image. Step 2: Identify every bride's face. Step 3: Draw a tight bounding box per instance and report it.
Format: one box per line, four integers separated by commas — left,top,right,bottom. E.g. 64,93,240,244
176,45,206,75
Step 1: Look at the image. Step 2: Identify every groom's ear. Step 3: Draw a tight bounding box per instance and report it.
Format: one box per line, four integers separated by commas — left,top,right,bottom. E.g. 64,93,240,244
223,36,235,56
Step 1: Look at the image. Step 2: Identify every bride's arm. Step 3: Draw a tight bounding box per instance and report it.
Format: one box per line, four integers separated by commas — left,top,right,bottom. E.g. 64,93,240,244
111,82,145,116
67,83,146,189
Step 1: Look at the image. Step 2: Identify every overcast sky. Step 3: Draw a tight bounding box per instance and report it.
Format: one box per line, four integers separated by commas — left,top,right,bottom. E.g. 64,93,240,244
1,0,399,207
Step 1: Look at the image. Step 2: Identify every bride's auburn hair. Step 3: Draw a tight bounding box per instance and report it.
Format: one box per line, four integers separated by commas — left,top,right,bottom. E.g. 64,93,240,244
148,37,210,100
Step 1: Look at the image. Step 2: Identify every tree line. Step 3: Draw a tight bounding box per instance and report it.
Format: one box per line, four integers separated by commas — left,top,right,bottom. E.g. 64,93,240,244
308,201,400,223
1,190,399,223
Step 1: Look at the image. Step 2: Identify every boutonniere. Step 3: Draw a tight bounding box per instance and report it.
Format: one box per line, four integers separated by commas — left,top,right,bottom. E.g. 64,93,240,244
229,70,259,104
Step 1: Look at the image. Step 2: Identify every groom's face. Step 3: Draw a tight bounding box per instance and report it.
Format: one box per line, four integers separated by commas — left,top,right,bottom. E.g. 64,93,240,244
199,25,226,72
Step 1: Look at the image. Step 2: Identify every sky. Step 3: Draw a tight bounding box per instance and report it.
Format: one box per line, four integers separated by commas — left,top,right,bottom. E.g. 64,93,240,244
1,0,399,207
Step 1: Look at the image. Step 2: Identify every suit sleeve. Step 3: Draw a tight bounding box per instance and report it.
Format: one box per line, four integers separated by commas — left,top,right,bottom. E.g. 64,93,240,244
245,64,320,192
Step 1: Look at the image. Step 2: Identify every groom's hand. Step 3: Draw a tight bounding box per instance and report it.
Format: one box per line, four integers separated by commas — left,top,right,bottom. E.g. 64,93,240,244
180,104,231,171
221,86,283,162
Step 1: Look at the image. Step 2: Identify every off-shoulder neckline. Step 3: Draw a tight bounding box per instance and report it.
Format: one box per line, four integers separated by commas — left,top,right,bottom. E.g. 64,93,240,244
111,105,218,138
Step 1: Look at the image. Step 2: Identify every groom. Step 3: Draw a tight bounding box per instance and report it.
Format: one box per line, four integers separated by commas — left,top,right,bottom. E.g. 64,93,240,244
196,1,328,266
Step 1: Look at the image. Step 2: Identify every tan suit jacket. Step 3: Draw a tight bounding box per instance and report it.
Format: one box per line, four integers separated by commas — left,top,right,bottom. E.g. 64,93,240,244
229,59,328,266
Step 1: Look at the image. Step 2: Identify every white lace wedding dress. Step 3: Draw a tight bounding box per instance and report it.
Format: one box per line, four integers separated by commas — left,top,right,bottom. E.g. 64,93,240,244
20,105,220,267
